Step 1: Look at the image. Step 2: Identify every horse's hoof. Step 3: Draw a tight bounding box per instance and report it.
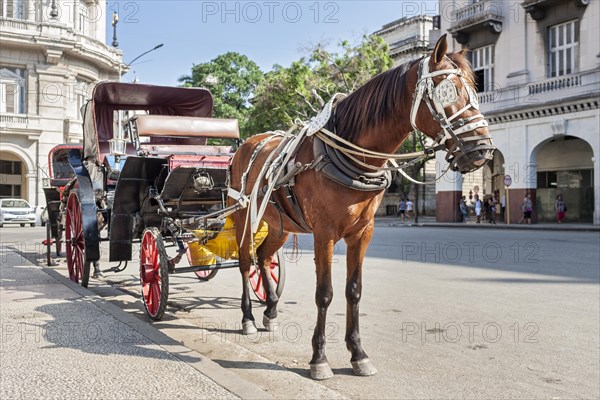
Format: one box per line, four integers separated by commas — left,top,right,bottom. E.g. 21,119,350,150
263,315,278,332
310,363,334,380
351,359,377,376
242,320,257,335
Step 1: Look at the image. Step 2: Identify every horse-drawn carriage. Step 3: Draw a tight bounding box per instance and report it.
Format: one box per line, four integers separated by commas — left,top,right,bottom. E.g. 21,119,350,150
43,143,82,265
54,82,284,320
44,35,495,380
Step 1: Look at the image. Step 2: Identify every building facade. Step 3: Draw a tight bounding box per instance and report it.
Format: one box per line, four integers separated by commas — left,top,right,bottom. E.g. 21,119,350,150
436,0,599,224
1,0,121,208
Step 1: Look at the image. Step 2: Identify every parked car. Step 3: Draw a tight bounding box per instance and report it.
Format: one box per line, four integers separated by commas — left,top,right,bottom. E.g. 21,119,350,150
36,205,48,226
0,198,37,227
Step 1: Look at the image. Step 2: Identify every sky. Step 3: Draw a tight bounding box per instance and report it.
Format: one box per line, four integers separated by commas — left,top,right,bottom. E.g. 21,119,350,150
106,0,439,86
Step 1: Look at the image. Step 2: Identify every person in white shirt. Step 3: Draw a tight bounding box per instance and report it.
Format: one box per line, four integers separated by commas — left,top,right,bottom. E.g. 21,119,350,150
406,199,414,222
474,194,482,223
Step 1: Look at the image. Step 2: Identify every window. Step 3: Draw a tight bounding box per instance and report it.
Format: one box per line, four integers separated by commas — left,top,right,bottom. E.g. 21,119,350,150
0,160,22,175
470,45,494,93
0,67,26,114
0,0,26,19
0,185,21,199
78,1,88,34
548,20,579,77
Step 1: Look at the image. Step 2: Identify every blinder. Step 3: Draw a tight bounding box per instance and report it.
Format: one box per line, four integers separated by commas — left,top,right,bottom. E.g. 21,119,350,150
410,56,495,173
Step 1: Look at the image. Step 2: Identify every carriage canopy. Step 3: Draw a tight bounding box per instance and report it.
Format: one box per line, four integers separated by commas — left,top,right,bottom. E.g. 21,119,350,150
83,82,213,160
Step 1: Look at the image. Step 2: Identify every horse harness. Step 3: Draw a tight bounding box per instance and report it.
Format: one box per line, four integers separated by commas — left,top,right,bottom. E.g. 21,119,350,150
228,55,495,237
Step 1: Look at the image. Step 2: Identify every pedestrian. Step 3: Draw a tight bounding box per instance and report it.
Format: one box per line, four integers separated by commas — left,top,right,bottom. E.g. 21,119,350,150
459,196,468,222
519,193,533,224
406,198,414,222
500,192,506,221
397,198,407,223
474,194,482,223
488,194,497,224
555,194,567,223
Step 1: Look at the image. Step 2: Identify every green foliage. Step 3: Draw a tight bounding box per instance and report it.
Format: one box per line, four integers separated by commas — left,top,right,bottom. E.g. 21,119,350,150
247,35,393,135
178,52,264,137
179,36,393,138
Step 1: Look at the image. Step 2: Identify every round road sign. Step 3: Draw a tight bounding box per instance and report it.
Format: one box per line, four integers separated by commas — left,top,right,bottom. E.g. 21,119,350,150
504,175,512,187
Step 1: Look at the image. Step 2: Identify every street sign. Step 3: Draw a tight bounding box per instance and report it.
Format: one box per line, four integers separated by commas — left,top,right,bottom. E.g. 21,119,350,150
504,175,512,187
473,185,479,193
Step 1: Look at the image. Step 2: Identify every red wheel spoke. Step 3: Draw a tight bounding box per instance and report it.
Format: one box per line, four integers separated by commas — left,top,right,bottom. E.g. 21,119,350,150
249,266,257,279
270,269,279,284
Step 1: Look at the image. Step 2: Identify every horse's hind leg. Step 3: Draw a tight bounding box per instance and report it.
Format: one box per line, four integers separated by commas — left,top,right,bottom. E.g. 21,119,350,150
344,223,377,376
256,227,289,331
310,231,335,380
233,211,257,335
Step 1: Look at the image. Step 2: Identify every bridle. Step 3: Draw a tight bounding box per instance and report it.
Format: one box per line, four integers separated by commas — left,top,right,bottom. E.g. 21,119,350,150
410,55,495,173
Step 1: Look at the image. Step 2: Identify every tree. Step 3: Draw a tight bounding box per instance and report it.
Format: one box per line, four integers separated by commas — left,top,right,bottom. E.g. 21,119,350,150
247,35,393,135
179,52,263,137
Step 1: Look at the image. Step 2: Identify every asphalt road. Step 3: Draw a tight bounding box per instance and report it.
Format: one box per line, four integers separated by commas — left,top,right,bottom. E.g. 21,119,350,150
3,225,599,399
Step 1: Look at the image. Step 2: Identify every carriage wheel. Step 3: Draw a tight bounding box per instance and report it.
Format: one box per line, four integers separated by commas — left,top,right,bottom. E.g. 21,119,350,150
140,228,169,320
65,192,91,287
194,268,219,281
249,251,286,303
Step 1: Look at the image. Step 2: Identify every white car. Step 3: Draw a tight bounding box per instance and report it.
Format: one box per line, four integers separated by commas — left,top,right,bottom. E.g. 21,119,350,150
0,198,37,227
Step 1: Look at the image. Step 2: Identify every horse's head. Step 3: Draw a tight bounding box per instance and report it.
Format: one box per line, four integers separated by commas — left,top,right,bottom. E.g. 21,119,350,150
410,34,495,174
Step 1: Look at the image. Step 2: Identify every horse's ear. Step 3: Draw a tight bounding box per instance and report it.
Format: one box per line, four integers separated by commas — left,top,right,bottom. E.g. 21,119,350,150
458,47,468,57
430,34,448,67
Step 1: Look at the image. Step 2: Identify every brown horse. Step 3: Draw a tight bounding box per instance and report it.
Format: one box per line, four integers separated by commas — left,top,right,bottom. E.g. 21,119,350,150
228,35,493,380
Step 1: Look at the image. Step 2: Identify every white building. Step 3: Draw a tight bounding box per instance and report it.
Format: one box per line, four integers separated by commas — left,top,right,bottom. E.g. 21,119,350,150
1,0,121,208
436,0,599,224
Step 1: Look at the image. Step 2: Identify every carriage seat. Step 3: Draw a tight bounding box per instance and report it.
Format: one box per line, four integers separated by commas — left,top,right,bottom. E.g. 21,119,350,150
133,115,240,139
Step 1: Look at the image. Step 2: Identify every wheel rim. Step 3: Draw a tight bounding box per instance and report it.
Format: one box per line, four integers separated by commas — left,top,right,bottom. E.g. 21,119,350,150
249,256,279,302
65,193,85,283
140,230,162,317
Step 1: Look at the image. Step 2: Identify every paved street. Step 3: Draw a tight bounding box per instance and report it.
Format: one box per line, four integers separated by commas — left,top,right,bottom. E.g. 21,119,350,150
2,225,599,399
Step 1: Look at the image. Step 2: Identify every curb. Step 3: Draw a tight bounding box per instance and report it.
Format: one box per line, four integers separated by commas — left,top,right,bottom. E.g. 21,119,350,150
376,219,600,232
41,266,272,400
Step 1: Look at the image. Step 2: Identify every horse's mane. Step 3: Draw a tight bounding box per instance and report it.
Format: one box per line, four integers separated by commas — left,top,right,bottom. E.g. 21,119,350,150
332,51,475,143
333,58,420,143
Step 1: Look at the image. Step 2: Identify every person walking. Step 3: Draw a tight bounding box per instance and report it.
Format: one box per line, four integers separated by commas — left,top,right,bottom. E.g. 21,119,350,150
459,196,468,223
474,194,482,223
555,194,567,223
397,198,407,223
406,199,414,223
519,193,533,224
488,194,497,224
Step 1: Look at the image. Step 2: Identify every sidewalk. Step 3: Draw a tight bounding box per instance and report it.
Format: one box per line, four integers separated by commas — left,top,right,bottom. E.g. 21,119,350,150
375,215,600,231
0,244,269,399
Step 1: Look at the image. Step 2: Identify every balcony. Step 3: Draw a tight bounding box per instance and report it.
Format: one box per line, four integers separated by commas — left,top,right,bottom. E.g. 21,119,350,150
0,113,42,138
477,68,599,118
448,0,504,44
521,0,589,21
389,35,429,57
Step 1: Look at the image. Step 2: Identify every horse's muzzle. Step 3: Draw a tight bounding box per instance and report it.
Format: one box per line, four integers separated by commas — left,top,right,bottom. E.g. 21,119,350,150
449,139,495,174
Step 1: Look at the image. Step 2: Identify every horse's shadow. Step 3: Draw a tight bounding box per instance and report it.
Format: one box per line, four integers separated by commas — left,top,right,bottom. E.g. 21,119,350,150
212,358,355,377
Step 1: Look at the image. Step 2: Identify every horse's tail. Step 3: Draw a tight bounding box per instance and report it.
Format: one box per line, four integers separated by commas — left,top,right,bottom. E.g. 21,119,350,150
290,234,299,261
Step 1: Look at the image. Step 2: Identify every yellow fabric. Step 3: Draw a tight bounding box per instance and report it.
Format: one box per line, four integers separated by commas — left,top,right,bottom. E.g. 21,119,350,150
188,216,268,265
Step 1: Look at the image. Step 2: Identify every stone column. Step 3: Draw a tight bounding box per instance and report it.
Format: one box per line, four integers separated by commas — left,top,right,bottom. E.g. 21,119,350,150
435,152,463,222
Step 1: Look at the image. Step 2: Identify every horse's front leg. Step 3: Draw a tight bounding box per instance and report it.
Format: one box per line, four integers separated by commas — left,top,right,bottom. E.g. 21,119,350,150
344,223,377,376
310,233,335,380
